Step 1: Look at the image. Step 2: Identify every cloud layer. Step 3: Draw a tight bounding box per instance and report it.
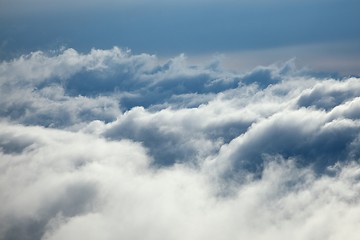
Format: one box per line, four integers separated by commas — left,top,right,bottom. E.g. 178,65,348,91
1,47,360,239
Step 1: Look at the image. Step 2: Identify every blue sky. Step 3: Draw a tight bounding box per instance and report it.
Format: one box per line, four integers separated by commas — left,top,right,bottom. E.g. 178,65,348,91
1,0,360,73
1,1,360,239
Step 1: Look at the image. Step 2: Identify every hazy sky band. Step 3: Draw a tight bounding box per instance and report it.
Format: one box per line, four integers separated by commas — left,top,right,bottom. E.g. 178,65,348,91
1,0,359,58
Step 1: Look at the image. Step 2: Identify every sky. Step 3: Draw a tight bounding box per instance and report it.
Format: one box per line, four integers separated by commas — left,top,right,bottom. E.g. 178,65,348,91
1,0,360,73
1,0,360,239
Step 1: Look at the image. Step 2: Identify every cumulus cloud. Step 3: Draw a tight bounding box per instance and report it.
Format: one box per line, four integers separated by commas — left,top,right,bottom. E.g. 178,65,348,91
1,122,360,240
1,47,360,239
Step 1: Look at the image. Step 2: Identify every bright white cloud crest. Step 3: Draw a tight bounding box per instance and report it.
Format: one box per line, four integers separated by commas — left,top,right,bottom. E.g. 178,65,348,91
1,47,360,239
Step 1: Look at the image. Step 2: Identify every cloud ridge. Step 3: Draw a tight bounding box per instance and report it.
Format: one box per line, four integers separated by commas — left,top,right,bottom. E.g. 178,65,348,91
1,47,360,239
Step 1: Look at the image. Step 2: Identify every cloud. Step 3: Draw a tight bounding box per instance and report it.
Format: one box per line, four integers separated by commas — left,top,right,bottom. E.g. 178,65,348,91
209,109,360,178
1,47,360,167
1,122,360,240
1,47,360,239
297,77,360,110
0,122,149,240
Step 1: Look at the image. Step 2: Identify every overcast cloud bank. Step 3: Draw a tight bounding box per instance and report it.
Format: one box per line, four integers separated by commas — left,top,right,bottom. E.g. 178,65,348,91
1,47,360,239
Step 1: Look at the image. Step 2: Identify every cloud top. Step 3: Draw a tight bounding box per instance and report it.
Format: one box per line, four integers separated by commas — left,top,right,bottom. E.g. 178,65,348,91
1,47,360,239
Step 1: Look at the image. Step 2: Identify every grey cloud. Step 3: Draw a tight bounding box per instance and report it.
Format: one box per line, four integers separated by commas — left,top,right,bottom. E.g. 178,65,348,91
103,107,222,166
0,130,36,155
4,181,97,240
0,85,120,128
0,48,241,112
328,97,360,120
297,77,360,110
239,59,296,89
210,109,360,178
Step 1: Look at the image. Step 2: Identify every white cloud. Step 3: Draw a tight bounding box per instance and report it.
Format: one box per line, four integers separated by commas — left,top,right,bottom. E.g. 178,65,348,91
1,122,360,240
1,47,360,239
